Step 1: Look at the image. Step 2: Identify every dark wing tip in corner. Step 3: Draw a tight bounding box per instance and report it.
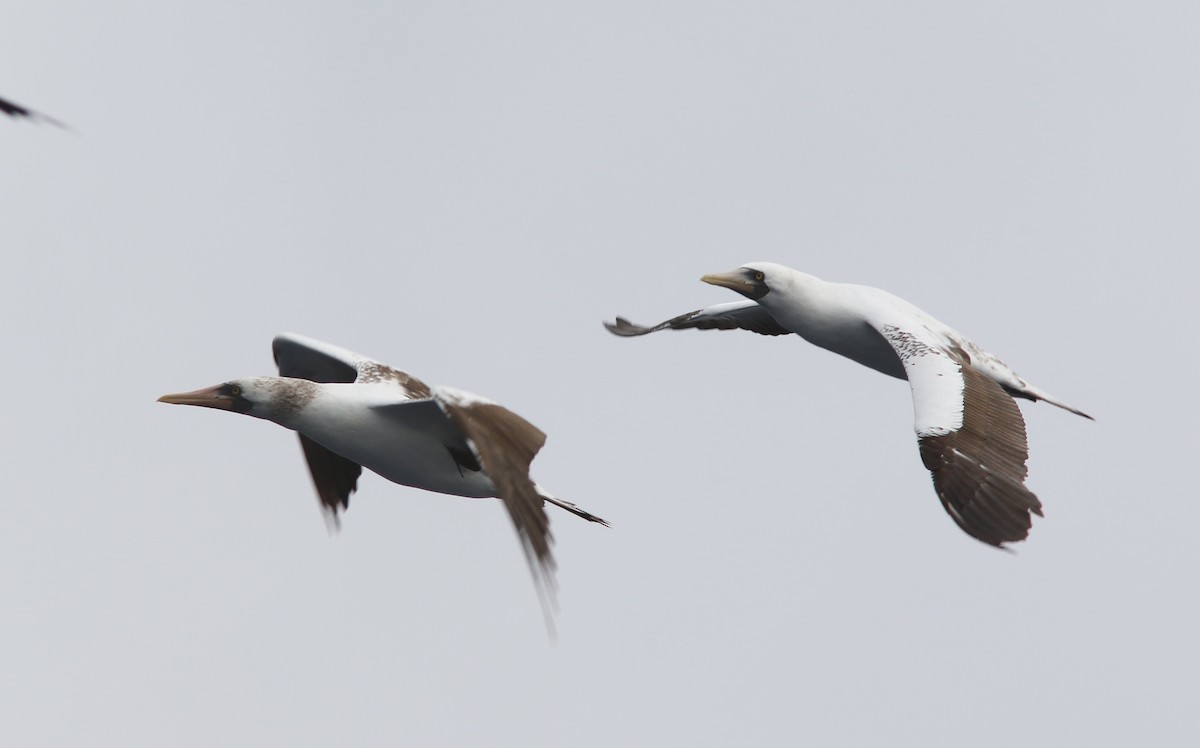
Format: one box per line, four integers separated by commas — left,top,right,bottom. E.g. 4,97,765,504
298,435,362,524
918,365,1042,548
604,317,655,336
0,95,68,128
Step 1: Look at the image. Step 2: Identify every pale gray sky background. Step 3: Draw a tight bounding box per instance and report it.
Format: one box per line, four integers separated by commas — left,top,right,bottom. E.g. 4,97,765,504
2,2,1197,746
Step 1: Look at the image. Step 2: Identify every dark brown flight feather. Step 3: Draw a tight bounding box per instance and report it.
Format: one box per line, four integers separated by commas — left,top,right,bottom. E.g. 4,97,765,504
605,305,791,337
299,435,363,522
918,362,1042,547
439,400,557,594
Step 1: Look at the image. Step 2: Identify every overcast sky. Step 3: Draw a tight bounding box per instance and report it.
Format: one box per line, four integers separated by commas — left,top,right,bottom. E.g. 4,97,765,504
3,2,1198,746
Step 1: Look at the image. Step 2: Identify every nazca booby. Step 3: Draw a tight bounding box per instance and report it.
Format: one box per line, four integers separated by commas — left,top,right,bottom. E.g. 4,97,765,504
606,262,1091,547
159,333,607,605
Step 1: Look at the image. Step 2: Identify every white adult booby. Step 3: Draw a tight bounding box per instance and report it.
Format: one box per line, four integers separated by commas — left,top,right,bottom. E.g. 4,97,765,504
606,262,1091,547
159,333,607,608
0,95,66,127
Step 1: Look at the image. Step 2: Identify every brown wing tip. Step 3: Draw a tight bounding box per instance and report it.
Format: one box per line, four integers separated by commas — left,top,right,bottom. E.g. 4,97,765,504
944,482,1042,548
320,505,344,534
604,317,651,336
0,100,70,129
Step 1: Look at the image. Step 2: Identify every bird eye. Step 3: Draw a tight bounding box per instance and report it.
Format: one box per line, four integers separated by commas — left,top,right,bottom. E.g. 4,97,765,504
754,271,765,282
229,385,242,397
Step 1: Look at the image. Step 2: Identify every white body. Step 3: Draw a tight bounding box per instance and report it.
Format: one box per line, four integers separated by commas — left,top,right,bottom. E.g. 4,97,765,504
742,264,1087,425
606,262,1091,547
277,382,497,498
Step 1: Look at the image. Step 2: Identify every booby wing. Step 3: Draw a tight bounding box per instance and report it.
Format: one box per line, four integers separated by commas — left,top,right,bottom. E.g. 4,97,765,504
433,388,558,603
272,333,432,520
296,436,362,519
874,322,1042,546
1,95,67,127
605,301,792,337
273,333,363,384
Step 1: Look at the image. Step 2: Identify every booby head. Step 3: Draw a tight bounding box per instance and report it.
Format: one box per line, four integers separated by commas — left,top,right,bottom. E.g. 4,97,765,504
158,377,317,422
701,262,789,301
158,381,255,413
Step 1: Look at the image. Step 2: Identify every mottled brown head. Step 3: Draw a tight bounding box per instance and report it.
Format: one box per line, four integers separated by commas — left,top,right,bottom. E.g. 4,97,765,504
158,377,318,422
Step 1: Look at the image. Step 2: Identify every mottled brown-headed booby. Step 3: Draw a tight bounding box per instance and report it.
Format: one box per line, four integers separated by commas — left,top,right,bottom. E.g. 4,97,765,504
159,333,607,617
607,262,1091,548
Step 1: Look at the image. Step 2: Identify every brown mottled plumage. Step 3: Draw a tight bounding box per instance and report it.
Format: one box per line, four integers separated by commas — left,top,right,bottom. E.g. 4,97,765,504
160,333,607,626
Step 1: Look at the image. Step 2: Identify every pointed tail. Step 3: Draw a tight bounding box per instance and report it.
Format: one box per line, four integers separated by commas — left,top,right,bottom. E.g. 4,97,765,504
1006,385,1094,420
1041,396,1094,420
535,485,610,527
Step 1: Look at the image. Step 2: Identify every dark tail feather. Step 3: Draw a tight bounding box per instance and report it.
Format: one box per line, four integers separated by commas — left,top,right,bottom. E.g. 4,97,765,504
535,486,609,527
1005,386,1094,420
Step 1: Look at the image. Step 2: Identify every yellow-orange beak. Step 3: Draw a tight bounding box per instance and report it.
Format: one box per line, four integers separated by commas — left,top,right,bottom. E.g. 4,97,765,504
701,268,767,300
157,384,236,410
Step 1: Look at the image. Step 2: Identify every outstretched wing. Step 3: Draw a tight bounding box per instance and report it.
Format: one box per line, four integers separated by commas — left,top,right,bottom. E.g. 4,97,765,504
273,332,363,384
605,301,791,337
433,387,558,609
274,332,433,395
272,333,366,522
296,434,362,521
875,323,1041,547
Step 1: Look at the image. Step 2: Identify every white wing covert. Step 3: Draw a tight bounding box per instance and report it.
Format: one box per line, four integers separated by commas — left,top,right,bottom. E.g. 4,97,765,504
873,321,1042,547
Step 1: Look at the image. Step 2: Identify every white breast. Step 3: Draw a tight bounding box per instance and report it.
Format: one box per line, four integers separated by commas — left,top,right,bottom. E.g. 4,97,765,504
288,385,497,499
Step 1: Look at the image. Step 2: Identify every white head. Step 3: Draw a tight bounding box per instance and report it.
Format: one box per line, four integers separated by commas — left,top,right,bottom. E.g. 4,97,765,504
699,262,801,302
